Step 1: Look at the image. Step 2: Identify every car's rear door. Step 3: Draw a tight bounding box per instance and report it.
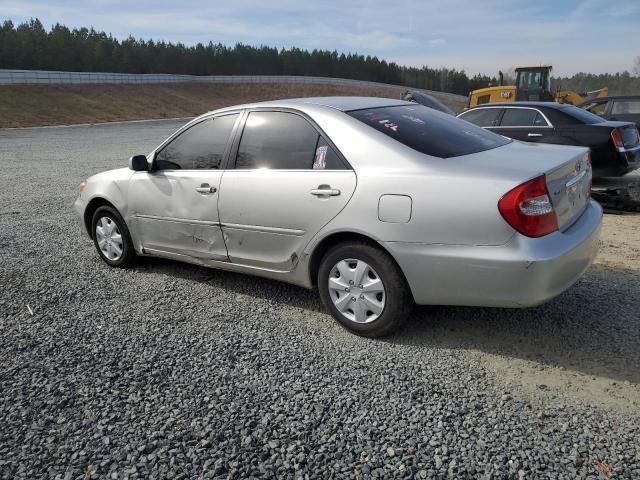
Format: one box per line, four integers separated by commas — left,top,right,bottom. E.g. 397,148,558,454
492,107,555,142
128,113,240,260
218,109,356,271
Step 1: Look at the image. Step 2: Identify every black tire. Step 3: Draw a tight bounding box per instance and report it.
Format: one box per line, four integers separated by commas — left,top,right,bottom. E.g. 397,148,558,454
318,241,414,337
91,205,137,268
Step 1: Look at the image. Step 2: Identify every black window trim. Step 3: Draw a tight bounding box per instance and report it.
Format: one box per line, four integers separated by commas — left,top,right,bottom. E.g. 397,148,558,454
459,106,553,129
150,111,243,172
227,107,352,171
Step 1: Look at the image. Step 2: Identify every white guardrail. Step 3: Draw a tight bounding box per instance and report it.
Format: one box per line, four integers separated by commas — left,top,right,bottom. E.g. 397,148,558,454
0,69,467,103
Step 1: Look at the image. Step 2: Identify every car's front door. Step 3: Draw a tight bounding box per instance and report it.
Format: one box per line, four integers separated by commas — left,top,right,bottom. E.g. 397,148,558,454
218,110,356,271
128,113,240,261
492,107,555,143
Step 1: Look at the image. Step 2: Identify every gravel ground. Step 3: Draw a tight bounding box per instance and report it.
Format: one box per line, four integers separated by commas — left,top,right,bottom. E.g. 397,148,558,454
1,120,639,479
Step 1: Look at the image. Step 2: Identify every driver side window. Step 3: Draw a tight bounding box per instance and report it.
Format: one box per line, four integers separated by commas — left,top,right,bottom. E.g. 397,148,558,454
155,114,238,170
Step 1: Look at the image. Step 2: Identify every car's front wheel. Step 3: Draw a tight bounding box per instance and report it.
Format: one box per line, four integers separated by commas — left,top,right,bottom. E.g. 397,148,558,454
318,241,413,337
91,205,136,268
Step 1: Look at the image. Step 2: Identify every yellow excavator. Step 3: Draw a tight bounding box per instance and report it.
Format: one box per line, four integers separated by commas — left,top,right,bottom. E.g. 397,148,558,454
466,65,608,108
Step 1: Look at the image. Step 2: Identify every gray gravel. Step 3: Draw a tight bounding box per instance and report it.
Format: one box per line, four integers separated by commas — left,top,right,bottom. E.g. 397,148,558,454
1,120,639,479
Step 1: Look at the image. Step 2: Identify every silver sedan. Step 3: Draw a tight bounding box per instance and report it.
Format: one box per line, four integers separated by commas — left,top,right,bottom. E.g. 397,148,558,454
74,97,602,337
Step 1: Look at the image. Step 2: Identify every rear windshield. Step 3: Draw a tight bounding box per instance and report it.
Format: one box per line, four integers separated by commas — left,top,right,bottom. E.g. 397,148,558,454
347,105,510,158
559,105,606,124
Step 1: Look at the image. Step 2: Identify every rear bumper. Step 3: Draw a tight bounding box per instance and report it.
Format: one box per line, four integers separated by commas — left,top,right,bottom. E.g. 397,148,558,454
385,200,602,308
620,147,640,174
593,148,640,177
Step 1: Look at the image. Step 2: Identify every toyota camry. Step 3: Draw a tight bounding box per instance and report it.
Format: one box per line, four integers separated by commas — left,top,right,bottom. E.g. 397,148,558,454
75,97,602,337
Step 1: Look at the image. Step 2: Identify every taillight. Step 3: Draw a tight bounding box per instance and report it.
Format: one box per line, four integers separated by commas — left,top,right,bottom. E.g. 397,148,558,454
611,128,624,150
498,175,558,238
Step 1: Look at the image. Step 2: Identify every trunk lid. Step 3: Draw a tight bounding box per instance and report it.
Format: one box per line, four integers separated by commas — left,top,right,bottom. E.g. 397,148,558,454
454,140,591,232
545,149,591,231
597,120,640,148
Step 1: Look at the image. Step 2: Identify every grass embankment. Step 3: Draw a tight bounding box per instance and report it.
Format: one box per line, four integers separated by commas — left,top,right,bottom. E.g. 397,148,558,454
0,83,465,128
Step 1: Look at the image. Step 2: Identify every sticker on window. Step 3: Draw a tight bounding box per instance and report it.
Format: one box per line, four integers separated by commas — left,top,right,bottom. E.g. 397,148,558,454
401,114,425,124
313,145,328,169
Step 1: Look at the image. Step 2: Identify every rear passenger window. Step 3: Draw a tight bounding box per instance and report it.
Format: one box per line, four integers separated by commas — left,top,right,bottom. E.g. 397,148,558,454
236,112,345,169
500,109,538,127
155,114,238,170
459,108,502,127
533,113,549,126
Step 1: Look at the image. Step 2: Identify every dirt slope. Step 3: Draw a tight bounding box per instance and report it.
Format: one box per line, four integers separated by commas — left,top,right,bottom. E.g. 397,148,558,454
0,83,465,128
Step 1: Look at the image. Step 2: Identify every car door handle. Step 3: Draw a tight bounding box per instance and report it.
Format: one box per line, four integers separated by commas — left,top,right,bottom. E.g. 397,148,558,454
527,133,543,137
310,188,340,196
196,185,216,194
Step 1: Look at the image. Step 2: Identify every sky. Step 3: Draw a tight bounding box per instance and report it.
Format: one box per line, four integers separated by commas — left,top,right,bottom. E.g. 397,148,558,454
1,0,639,77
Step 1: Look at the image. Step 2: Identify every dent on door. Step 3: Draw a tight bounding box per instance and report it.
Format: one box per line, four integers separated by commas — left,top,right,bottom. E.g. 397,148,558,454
219,170,357,271
129,171,228,261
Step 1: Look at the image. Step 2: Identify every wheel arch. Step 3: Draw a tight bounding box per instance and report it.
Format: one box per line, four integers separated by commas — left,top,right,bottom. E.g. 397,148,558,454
84,197,118,239
307,231,411,293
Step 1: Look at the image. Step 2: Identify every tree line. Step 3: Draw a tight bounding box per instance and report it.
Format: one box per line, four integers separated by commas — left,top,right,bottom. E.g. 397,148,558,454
551,72,640,97
1,19,638,95
0,19,495,95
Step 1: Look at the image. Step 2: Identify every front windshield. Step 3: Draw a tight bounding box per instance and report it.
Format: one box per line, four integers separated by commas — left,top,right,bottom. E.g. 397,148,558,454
518,71,542,89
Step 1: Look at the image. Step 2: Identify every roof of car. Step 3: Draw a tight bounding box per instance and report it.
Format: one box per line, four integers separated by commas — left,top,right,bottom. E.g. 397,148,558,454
468,102,572,110
211,96,410,114
579,95,640,104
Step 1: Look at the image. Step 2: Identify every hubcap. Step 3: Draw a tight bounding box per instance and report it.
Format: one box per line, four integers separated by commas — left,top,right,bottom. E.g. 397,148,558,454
328,258,385,324
95,216,123,261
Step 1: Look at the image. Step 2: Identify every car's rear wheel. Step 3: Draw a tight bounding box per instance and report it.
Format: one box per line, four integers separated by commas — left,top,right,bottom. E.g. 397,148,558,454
91,206,136,268
318,241,413,337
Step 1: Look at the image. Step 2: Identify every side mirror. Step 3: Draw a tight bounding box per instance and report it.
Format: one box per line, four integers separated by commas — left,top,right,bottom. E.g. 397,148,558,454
129,154,148,171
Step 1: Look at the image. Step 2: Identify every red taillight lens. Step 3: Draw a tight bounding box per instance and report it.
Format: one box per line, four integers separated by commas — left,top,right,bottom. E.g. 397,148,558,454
611,128,624,150
498,175,558,238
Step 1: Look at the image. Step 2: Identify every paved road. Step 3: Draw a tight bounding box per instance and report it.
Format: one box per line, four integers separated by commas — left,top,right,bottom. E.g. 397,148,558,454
1,121,639,479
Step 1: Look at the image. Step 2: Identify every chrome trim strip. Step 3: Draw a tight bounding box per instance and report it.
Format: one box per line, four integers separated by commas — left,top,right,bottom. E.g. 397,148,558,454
618,144,640,153
133,215,306,236
221,222,305,236
143,248,292,273
565,169,587,188
458,106,554,128
133,214,219,226
142,247,228,263
488,125,553,129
